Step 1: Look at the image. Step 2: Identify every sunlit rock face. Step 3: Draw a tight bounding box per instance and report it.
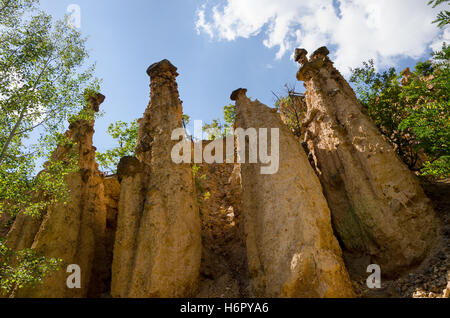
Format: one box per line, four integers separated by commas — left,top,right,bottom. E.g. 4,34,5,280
111,60,202,298
7,93,109,298
295,47,439,277
232,88,354,298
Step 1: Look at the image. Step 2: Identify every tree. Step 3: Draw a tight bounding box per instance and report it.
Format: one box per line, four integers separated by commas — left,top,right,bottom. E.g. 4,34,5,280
429,0,450,27
0,1,100,217
349,60,421,169
96,120,138,174
0,0,99,294
96,115,192,173
350,44,449,179
0,0,37,26
0,238,61,296
274,85,306,138
202,104,235,140
398,44,450,178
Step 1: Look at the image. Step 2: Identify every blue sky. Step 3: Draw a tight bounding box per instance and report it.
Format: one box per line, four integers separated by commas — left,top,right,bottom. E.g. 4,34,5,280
39,0,448,153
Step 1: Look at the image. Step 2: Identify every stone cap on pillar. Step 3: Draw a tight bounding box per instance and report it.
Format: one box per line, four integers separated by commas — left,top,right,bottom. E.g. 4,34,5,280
295,46,330,81
230,88,248,101
294,48,308,66
310,46,330,60
146,59,178,77
84,91,105,112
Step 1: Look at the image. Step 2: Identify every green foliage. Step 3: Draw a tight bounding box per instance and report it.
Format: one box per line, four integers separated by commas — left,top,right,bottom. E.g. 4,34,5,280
274,96,290,110
202,119,225,140
0,0,38,26
192,163,207,191
421,156,450,177
0,239,61,296
182,114,190,128
429,0,450,27
223,103,236,128
192,163,207,208
350,44,450,179
0,133,79,217
398,44,450,178
350,60,419,167
96,120,138,174
202,104,236,140
0,0,99,293
275,93,305,137
0,0,100,218
97,114,191,173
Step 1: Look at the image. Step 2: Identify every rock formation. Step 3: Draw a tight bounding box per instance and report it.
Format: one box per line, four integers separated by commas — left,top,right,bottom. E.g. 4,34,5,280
294,47,439,277
7,92,109,298
2,53,445,299
102,175,120,294
111,60,202,298
193,140,250,298
232,88,354,297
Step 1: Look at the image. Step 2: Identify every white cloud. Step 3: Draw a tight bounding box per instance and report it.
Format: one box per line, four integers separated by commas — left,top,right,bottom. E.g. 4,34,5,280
430,26,450,52
195,5,214,38
195,0,447,75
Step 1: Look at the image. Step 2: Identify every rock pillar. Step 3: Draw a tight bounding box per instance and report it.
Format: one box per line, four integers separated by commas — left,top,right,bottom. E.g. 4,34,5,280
295,47,439,276
233,88,354,297
111,60,202,298
9,93,108,298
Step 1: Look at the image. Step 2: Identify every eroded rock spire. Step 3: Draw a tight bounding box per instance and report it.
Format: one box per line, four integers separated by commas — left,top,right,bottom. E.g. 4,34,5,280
111,60,202,297
294,47,439,276
233,88,354,297
7,92,108,298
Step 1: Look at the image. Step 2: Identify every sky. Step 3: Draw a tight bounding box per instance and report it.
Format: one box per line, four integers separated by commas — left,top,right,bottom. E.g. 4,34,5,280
38,0,449,153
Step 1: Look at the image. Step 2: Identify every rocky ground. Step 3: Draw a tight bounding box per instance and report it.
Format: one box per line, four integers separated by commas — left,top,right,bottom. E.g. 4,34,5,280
351,177,450,298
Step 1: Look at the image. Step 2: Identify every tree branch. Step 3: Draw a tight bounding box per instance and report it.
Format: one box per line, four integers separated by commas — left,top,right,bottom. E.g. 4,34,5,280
0,54,53,164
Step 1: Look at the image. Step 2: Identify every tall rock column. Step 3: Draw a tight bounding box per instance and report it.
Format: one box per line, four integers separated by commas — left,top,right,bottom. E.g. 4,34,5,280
111,60,202,298
295,47,439,276
7,93,108,298
232,88,354,297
